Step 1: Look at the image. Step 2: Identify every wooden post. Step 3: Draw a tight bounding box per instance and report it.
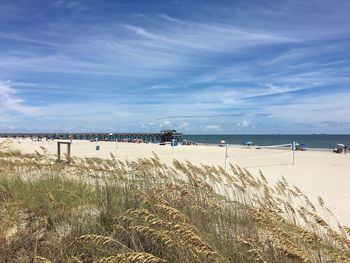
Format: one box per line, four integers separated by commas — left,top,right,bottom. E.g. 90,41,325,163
57,142,61,161
67,143,71,159
57,141,71,162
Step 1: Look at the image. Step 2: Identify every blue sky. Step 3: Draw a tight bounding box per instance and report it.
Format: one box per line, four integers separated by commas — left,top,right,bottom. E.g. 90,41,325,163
0,0,350,134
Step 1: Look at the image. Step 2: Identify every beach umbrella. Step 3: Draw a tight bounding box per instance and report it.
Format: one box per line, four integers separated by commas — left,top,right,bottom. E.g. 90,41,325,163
245,141,253,145
220,140,226,144
337,143,345,148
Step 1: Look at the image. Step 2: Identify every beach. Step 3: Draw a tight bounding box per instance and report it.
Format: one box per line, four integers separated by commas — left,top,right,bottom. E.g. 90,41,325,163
2,137,350,225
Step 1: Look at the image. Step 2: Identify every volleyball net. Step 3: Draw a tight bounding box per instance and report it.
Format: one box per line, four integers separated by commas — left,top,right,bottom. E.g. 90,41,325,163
224,142,296,169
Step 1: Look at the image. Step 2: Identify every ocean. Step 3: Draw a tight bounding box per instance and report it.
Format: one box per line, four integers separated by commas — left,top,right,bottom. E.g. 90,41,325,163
182,134,350,149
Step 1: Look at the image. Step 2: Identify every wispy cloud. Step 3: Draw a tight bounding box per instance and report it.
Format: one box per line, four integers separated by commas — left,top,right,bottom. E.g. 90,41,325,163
159,113,245,119
122,20,296,53
0,82,41,116
0,1,349,133
203,124,221,131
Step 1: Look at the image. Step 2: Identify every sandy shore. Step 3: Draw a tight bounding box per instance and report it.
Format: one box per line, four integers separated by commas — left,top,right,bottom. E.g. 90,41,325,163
1,138,350,225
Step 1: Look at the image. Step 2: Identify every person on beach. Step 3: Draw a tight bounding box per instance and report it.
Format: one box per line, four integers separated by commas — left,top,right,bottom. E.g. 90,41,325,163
344,146,347,154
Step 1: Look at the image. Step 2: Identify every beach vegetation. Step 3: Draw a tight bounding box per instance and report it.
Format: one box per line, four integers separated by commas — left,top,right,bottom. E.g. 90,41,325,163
0,147,349,262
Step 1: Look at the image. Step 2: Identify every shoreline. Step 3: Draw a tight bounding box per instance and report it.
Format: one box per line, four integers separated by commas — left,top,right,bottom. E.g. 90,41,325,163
185,142,340,153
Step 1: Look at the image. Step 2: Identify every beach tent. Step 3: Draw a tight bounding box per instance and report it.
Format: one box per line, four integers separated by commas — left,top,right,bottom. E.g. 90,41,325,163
337,143,345,148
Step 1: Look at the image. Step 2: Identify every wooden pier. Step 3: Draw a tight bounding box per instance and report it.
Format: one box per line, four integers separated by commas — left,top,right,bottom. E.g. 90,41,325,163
0,130,183,143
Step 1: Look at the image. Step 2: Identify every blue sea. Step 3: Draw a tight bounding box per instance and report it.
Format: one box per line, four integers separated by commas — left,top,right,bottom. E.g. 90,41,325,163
182,134,350,149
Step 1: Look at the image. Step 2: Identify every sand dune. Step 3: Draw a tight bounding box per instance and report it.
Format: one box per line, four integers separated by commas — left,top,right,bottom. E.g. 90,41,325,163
2,138,349,225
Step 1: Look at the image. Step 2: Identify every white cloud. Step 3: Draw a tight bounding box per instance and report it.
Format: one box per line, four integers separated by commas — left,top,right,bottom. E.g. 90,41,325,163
0,13,297,80
53,0,82,10
159,120,173,130
265,91,350,123
176,122,190,130
122,20,296,54
0,81,41,116
236,120,255,129
203,124,221,130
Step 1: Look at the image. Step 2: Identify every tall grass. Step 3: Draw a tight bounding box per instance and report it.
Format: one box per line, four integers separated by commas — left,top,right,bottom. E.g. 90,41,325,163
0,147,349,262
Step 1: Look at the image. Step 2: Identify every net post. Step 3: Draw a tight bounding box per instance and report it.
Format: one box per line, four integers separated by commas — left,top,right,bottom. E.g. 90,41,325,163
292,141,296,165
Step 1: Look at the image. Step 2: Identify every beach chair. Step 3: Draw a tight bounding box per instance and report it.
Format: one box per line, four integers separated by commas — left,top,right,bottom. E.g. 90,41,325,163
333,148,342,154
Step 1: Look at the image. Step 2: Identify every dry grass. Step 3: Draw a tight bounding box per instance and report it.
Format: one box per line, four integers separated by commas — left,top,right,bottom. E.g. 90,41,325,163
0,149,349,263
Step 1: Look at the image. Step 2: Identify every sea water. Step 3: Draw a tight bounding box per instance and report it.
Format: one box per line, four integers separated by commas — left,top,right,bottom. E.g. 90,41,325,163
182,134,350,149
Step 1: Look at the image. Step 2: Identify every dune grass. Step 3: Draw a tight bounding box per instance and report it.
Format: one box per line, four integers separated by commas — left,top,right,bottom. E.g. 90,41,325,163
0,147,349,262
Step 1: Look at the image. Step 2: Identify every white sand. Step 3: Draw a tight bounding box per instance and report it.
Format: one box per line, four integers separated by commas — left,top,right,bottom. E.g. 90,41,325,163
2,138,350,225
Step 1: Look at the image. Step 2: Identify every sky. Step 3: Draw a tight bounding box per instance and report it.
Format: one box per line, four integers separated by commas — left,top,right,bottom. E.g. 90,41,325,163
0,0,350,134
